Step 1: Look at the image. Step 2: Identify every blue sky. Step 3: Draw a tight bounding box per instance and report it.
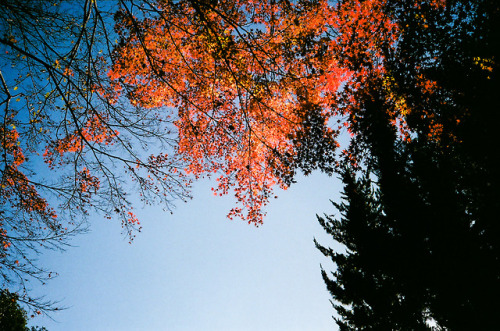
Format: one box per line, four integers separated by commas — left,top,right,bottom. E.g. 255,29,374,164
28,172,343,331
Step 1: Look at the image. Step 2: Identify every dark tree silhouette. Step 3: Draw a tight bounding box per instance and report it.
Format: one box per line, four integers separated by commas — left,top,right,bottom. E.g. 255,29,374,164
316,0,499,329
0,289,48,331
0,289,28,330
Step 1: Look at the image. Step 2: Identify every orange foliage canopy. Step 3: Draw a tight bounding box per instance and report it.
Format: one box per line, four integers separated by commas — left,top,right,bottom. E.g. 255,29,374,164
109,0,448,223
110,0,349,223
1,0,450,236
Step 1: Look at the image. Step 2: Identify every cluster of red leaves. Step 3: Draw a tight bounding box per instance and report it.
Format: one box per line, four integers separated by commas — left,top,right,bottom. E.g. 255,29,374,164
77,167,100,195
0,126,57,251
0,127,53,215
43,113,119,168
0,126,24,167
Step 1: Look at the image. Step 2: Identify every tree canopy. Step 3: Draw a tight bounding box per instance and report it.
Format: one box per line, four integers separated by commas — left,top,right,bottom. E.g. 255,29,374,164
109,0,348,223
1,0,498,326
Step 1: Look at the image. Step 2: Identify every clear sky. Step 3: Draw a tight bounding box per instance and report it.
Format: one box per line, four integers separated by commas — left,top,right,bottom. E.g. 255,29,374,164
27,172,343,331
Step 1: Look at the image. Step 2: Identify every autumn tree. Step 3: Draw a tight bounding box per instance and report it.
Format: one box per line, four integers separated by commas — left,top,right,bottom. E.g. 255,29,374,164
1,0,192,311
109,0,348,223
316,0,500,329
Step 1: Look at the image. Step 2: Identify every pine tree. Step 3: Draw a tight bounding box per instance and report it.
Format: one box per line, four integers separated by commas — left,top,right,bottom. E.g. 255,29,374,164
316,0,500,329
